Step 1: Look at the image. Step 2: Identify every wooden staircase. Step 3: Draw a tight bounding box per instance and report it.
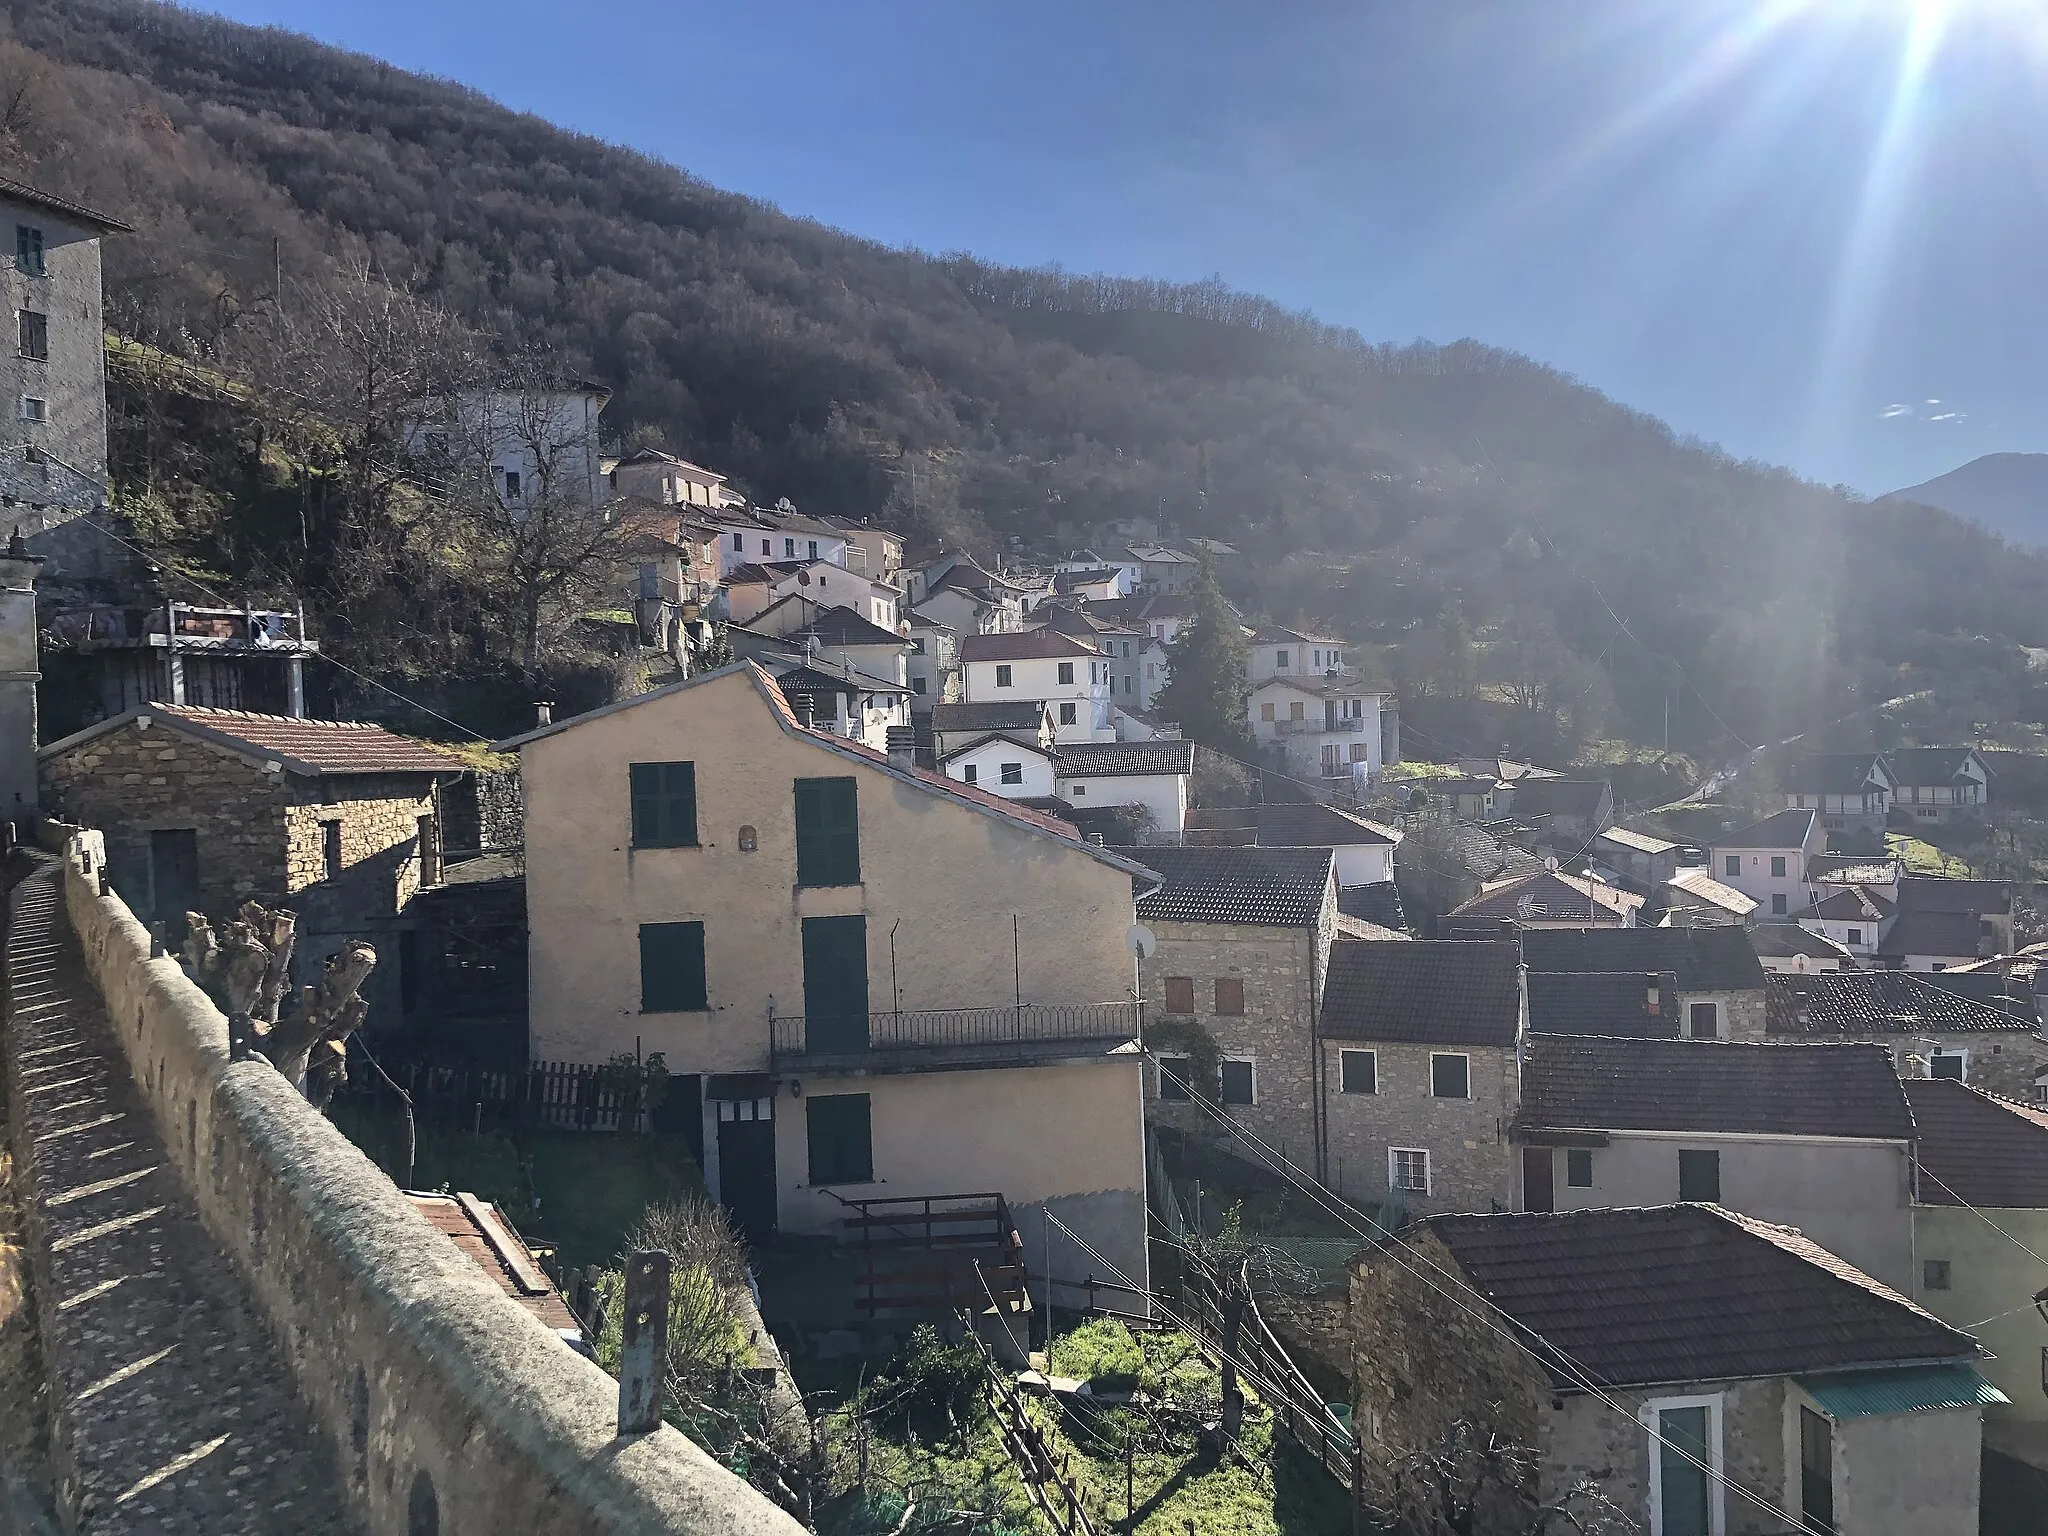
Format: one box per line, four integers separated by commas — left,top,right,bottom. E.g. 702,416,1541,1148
839,1192,1030,1318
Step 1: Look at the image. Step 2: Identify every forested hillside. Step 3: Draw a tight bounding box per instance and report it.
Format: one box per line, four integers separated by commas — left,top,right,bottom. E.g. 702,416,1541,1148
5,0,2047,754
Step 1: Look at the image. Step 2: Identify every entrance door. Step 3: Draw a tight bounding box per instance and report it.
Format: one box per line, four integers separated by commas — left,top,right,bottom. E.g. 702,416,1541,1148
148,829,199,943
1322,743,1344,776
716,1103,778,1247
1522,1146,1555,1213
802,915,870,1053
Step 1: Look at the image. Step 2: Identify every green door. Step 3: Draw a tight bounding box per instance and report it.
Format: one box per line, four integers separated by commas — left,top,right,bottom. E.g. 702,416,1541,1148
802,916,870,1053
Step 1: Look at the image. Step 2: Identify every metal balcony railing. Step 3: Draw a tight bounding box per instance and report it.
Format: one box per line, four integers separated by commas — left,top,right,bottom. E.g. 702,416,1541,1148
770,1001,1143,1062
1275,716,1366,735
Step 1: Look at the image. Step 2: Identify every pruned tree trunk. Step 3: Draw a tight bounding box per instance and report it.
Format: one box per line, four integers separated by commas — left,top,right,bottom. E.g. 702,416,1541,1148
183,901,375,1101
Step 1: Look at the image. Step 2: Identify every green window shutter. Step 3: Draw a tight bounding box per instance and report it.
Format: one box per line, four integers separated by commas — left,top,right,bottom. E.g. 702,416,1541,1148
630,762,698,848
794,776,860,886
806,1093,873,1185
639,921,707,1012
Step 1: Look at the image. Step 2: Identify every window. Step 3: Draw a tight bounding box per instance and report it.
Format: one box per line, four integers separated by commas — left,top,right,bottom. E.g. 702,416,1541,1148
321,819,343,881
1058,662,1075,685
638,921,708,1012
1163,976,1195,1015
961,764,977,785
1157,1057,1192,1101
806,1093,873,1185
1059,702,1076,726
1799,1405,1835,1535
1070,783,1086,796
1566,1148,1594,1187
1771,856,1787,878
1260,702,1275,721
1349,743,1369,762
1121,641,1131,657
1218,1059,1255,1104
1923,1259,1951,1291
18,396,44,423
1678,1148,1721,1202
1771,894,1788,916
761,538,771,555
1430,1053,1470,1099
1687,1002,1719,1039
999,761,1023,785
911,676,926,695
995,664,1013,688
15,225,43,276
17,309,46,361
808,540,819,560
503,469,522,499
1846,927,1862,946
630,761,698,848
1930,1049,1966,1081
1725,855,1741,878
733,531,744,552
1340,1049,1377,1094
1289,701,1305,721
1646,1397,1721,1536
1124,677,1133,693
1276,649,1290,669
417,815,442,887
1214,978,1244,1015
910,636,926,654
794,776,861,886
1389,1148,1430,1193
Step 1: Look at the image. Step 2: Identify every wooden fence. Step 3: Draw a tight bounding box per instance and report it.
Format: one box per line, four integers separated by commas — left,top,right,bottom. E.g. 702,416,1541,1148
338,1047,656,1133
974,1334,1102,1536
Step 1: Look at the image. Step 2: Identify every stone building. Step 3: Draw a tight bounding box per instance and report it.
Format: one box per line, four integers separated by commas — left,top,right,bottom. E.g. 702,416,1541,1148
1768,969,2048,1096
39,702,465,1023
1519,923,1769,1041
1135,845,1338,1171
1316,940,1523,1214
1349,1205,1996,1536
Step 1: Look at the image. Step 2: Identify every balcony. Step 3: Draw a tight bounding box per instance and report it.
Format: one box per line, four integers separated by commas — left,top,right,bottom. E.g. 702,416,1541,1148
770,1002,1143,1074
1275,716,1366,735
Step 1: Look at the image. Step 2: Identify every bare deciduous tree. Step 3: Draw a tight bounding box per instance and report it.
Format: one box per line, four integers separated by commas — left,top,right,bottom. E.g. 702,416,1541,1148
1384,1417,1637,1536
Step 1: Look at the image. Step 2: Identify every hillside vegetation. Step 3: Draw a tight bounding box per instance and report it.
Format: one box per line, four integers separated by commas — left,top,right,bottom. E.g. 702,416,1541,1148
6,0,2048,751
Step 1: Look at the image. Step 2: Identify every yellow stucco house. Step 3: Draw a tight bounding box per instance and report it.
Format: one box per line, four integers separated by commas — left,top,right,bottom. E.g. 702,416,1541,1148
498,662,1157,1304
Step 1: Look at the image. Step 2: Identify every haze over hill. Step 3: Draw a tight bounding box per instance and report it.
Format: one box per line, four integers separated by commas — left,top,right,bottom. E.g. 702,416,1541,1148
6,0,2048,754
1887,454,2048,551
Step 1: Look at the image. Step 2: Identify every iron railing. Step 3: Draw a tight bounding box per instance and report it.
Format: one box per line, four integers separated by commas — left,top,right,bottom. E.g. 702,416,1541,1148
770,1001,1141,1061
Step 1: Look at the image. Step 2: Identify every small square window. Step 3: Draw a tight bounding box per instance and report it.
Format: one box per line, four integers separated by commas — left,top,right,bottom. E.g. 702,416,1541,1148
1430,1053,1470,1099
1566,1148,1594,1187
1214,977,1244,1015
1847,927,1862,946
1058,662,1075,685
999,761,1022,785
1276,650,1290,669
1390,1148,1430,1193
1260,702,1275,721
1340,1049,1376,1094
1678,1148,1721,1202
1157,1056,1192,1101
1923,1259,1951,1291
995,664,1013,688
1070,783,1086,796
1163,976,1195,1014
1219,1060,1254,1105
1931,1051,1966,1081
960,763,977,784
18,396,45,423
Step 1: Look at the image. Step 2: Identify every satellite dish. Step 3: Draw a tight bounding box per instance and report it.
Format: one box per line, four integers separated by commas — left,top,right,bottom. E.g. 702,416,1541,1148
1126,924,1159,961
1544,856,1560,872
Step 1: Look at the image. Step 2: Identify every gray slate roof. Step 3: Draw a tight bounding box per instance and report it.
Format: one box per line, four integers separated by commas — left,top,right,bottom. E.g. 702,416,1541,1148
1885,747,1989,785
1136,846,1333,927
1183,803,1398,847
1524,972,1679,1039
1719,808,1819,849
1781,752,1892,794
1903,1079,2048,1208
930,701,1047,733
1519,1036,1914,1139
1519,925,1767,992
1055,740,1195,777
1767,971,2040,1035
1319,941,1521,1045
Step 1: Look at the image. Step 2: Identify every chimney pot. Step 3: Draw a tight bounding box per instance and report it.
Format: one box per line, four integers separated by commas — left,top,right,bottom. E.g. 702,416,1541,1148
886,725,916,771
796,697,815,729
534,700,554,727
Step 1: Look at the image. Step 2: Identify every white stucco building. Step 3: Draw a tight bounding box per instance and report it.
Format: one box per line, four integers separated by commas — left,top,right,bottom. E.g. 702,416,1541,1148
960,630,1114,744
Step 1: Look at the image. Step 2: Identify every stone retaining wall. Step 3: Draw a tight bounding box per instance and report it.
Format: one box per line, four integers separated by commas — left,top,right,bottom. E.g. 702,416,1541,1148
48,830,802,1536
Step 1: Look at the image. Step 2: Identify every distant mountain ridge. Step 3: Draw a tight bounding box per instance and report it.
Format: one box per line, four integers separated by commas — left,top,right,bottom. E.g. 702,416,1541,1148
1887,454,2048,549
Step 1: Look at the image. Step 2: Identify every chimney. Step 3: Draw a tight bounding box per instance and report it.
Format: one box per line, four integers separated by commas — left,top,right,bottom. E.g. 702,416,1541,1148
0,527,44,818
796,697,815,729
885,725,916,771
1645,975,1661,1016
534,700,554,727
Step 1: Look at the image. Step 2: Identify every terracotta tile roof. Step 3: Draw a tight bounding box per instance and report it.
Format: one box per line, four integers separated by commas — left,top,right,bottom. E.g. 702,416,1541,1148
1520,1036,1914,1139
1450,870,1641,925
1903,1078,2048,1208
959,630,1103,662
107,704,465,777
1319,940,1522,1045
407,1192,581,1333
1524,972,1679,1039
1718,808,1820,849
1135,846,1334,927
1767,970,2039,1035
1519,925,1767,992
1054,740,1194,777
1411,1206,1978,1391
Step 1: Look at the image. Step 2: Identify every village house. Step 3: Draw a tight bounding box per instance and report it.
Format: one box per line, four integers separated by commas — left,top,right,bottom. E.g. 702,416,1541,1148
1349,1205,1997,1536
1661,866,1758,926
1248,674,1393,784
1246,626,1349,685
1590,824,1683,893
1901,1077,2048,1457
608,448,747,510
1767,969,2048,1095
39,702,465,1026
1749,921,1857,973
1049,565,1131,603
1028,603,1147,707
1137,846,1338,1174
1052,739,1194,842
1524,971,1680,1037
903,607,960,711
1886,747,1992,824
1882,876,2014,968
905,553,1028,636
959,629,1114,743
1712,807,1825,918
496,661,1156,1298
1780,749,1897,833
1316,940,1522,1214
929,699,1053,761
1442,868,1643,933
764,561,901,630
1500,777,1615,850
754,507,855,570
1515,1035,1917,1288
1183,803,1402,924
1797,883,1895,960
1427,774,1515,821
1124,543,1199,594
815,515,905,579
1519,924,1769,1039
739,597,914,688
938,732,1058,801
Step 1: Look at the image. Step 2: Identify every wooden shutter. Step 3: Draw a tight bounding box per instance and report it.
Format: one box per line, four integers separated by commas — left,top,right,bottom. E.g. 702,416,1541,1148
795,777,861,886
1163,976,1195,1015
631,762,697,848
1214,978,1245,1016
806,1093,873,1185
639,921,707,1012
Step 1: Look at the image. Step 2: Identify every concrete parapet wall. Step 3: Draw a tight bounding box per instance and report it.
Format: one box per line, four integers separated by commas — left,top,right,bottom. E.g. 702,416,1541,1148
52,831,803,1536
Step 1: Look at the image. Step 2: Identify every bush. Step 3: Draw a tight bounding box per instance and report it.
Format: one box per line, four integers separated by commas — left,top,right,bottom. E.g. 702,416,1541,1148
1050,1318,1146,1393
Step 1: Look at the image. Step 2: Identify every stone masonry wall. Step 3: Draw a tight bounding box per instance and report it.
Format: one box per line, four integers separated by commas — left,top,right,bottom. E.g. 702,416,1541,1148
1688,987,1765,1040
284,773,435,916
1320,1040,1517,1214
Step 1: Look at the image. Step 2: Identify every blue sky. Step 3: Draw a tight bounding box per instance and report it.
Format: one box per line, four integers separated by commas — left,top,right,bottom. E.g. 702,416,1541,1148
203,0,2048,495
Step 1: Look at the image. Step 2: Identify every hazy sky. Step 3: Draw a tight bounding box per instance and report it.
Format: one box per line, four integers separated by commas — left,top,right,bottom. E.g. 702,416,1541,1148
201,0,2048,495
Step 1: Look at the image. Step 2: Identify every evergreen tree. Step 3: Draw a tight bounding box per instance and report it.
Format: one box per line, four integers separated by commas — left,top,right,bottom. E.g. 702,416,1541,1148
1155,555,1253,753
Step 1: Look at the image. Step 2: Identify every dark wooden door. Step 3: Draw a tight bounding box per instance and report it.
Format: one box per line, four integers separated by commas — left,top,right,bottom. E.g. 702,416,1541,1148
802,915,870,1053
1522,1146,1555,1213
149,828,199,943
717,1110,778,1247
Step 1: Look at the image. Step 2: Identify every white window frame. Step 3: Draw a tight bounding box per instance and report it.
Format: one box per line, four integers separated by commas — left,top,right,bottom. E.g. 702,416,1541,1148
18,395,45,423
1429,1051,1472,1100
1388,1146,1431,1194
1155,1055,1193,1102
1928,1047,1968,1081
1683,1001,1719,1040
1219,1057,1257,1107
1339,1047,1377,1095
1640,1393,1725,1536
999,761,1023,786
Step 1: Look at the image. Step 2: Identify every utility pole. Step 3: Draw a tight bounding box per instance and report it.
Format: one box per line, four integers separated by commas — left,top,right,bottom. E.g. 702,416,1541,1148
273,236,283,322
